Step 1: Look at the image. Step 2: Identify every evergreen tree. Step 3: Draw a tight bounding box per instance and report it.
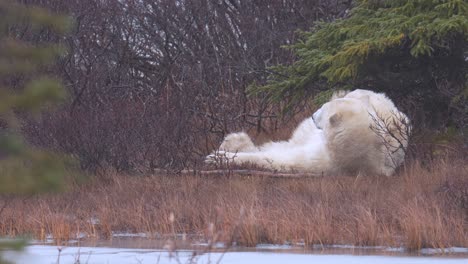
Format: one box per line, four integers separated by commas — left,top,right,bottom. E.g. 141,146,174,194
0,1,72,261
251,0,467,129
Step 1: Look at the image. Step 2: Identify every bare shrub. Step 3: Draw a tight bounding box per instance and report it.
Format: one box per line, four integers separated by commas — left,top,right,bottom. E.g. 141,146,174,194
14,0,352,172
369,110,411,170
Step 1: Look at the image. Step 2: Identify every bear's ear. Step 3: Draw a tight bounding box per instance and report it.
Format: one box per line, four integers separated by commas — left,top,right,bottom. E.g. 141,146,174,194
329,113,342,127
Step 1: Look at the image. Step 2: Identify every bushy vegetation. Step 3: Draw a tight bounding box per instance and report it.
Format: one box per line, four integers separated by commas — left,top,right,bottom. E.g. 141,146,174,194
7,0,462,173
0,1,71,261
0,0,72,194
252,0,467,130
11,0,351,172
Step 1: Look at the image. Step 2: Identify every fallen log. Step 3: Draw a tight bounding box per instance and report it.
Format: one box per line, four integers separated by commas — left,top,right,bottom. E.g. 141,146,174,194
152,168,323,178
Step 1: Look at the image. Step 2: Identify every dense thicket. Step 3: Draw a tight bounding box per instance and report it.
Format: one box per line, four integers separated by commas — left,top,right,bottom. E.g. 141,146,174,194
253,0,467,130
13,0,465,173
14,0,351,172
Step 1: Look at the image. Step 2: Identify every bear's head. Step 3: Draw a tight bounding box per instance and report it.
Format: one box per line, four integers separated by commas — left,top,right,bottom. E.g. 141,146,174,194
312,92,410,176
312,97,372,131
312,96,384,175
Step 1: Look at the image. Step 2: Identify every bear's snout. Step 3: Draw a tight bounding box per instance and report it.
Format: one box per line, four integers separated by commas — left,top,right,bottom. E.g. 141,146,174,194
312,109,322,129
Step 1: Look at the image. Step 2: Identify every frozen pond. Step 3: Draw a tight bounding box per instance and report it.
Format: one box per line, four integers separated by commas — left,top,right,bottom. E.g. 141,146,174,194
4,245,468,264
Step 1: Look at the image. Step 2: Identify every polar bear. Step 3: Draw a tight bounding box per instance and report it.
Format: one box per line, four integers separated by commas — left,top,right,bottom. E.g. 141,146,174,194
206,89,410,176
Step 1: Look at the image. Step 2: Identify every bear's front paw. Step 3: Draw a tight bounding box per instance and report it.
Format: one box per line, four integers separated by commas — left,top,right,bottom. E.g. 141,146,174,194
205,151,227,164
205,151,239,166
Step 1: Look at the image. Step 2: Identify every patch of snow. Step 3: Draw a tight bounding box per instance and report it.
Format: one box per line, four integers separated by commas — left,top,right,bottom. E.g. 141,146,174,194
29,239,54,244
111,232,148,238
75,232,87,239
88,217,100,225
420,247,468,255
385,247,406,253
326,244,387,249
191,242,226,249
256,244,294,250
294,241,306,247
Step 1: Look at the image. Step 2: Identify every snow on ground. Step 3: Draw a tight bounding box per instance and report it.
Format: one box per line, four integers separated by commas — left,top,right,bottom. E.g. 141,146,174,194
3,245,468,264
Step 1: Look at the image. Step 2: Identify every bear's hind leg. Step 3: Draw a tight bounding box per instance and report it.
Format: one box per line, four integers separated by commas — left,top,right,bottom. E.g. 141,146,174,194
219,132,258,152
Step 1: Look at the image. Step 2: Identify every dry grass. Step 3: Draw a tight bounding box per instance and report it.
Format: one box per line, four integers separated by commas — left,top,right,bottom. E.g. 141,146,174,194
0,157,466,251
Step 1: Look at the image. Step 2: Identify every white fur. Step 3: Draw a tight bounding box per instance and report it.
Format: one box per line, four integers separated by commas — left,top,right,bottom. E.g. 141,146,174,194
219,132,258,152
206,89,410,176
343,89,410,174
207,118,330,173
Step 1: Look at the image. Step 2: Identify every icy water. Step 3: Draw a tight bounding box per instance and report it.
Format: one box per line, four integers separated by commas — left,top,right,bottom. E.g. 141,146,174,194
4,236,468,264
